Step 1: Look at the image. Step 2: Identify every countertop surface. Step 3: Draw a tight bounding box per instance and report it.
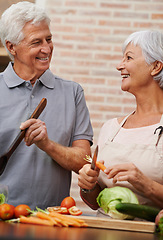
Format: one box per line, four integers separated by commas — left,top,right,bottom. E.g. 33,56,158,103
0,220,161,240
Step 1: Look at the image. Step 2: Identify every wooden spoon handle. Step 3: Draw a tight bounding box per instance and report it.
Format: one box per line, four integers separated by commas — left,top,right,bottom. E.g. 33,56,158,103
5,98,47,159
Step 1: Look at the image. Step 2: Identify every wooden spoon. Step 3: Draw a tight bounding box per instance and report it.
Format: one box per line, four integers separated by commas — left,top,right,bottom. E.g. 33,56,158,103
0,98,47,175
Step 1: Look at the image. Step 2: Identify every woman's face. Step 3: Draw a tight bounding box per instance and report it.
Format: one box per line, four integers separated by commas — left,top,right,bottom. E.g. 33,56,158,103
116,43,154,95
11,20,53,82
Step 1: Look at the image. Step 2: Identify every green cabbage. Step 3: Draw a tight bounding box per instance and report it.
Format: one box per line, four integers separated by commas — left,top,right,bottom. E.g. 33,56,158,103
96,186,139,220
0,193,6,205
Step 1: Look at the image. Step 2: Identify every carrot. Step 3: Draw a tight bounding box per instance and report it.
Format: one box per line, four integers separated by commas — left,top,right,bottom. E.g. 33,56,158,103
49,212,80,227
19,216,53,226
19,210,88,228
49,211,87,227
36,212,61,226
96,161,106,172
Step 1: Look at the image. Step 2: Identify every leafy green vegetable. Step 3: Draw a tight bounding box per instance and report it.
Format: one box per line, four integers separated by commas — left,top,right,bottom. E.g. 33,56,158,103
96,186,139,220
26,206,49,216
0,193,6,205
157,217,163,234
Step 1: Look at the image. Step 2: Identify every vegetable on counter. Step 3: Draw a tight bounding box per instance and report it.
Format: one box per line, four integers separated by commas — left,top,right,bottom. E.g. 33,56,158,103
115,203,160,222
47,196,82,216
14,204,31,218
0,203,15,220
0,203,31,220
47,206,69,214
68,206,82,216
19,209,87,227
0,193,6,205
60,196,76,209
157,217,163,235
96,186,139,220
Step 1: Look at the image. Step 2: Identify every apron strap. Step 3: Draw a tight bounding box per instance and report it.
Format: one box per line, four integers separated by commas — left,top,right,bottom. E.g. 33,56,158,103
153,114,163,146
109,111,135,142
108,112,163,145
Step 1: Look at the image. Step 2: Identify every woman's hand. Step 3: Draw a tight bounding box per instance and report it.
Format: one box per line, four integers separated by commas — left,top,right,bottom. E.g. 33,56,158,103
78,163,100,190
104,163,151,193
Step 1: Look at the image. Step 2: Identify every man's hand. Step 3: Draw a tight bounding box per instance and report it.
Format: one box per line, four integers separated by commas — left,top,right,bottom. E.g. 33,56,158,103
20,118,48,149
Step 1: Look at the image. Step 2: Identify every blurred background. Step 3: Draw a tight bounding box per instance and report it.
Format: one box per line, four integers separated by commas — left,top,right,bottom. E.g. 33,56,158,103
1,0,163,215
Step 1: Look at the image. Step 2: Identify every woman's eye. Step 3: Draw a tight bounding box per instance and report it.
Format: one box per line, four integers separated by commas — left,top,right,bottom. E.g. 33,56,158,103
127,56,132,60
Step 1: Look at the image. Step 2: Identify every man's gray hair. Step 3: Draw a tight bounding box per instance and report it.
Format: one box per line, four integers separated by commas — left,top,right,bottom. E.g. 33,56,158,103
0,1,50,60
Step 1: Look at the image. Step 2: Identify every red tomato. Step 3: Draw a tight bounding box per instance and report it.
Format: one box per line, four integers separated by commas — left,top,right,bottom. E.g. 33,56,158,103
68,206,82,216
48,206,69,214
0,203,15,220
60,197,76,209
14,204,31,218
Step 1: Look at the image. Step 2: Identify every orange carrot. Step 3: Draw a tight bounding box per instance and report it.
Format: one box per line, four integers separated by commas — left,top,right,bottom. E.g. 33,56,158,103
19,216,53,226
49,211,87,227
96,161,106,172
20,211,88,228
36,212,60,226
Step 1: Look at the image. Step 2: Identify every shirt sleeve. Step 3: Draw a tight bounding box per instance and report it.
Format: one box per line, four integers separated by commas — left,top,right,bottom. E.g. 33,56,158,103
72,84,93,145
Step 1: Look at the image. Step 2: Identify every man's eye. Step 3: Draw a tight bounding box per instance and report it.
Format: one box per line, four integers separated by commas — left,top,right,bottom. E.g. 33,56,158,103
32,41,40,45
47,38,52,42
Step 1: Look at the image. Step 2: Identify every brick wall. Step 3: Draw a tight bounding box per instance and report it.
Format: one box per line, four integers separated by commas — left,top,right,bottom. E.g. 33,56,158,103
43,0,163,215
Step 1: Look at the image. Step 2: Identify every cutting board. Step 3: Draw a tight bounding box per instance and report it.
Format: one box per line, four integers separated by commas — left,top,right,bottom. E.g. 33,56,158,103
75,216,156,233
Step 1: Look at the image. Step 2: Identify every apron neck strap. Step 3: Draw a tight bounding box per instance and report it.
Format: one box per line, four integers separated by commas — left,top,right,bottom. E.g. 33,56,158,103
153,114,163,145
110,111,135,142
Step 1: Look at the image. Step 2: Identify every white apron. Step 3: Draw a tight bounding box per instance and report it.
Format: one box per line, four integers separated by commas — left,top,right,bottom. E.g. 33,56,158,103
97,113,163,208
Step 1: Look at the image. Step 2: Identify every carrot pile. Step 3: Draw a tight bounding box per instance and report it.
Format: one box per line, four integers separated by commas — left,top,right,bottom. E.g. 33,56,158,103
19,211,88,228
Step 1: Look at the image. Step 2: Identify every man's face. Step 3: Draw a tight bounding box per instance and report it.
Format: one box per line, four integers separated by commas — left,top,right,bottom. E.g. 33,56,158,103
12,20,53,81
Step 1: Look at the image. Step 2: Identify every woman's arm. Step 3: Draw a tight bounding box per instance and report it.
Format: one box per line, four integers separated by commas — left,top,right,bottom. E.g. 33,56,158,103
80,183,102,210
105,162,163,208
78,163,101,209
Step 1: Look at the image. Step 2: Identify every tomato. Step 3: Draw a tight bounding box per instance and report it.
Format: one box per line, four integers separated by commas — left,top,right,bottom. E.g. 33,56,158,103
68,206,82,216
0,203,15,220
60,196,76,209
14,204,31,218
48,206,69,214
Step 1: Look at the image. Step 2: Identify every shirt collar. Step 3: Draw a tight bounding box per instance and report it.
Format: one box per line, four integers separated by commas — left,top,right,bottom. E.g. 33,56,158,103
39,69,55,89
4,62,24,88
4,62,55,89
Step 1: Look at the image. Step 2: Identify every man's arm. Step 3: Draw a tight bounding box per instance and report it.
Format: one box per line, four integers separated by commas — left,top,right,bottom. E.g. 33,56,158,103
20,119,91,173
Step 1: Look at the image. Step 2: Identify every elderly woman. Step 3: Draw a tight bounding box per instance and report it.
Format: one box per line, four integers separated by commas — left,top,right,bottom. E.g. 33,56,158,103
0,1,93,209
78,30,163,215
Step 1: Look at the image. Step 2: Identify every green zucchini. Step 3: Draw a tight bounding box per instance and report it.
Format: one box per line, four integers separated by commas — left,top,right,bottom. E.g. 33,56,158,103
115,203,160,222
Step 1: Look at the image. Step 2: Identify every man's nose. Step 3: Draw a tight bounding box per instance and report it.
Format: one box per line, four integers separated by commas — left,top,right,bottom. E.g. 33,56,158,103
40,41,52,53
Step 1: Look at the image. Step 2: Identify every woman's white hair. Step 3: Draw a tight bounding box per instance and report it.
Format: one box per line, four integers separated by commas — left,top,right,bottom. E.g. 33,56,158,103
0,1,51,60
122,30,163,88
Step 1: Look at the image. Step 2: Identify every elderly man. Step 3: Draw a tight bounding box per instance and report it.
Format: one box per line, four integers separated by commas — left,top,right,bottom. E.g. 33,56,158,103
0,1,93,209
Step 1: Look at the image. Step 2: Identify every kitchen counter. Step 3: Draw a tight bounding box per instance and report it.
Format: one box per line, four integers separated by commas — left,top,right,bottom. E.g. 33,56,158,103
0,220,161,240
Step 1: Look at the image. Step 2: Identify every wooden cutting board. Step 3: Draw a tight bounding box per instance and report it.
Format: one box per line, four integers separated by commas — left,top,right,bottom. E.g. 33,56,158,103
75,216,156,233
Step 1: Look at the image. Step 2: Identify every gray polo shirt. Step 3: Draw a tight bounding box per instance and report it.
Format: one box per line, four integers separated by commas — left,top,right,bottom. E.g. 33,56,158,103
0,62,93,209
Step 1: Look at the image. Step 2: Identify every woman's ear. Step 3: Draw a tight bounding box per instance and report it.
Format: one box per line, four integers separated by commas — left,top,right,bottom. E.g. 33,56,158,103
151,61,163,76
5,41,16,56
